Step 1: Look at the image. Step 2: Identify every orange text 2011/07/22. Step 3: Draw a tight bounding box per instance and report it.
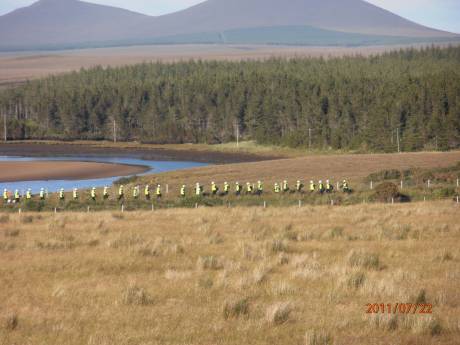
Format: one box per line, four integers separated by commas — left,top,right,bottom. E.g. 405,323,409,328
365,303,433,314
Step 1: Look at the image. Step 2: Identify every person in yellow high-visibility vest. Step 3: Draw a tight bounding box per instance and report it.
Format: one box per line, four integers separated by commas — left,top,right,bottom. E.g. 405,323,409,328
103,186,109,200
223,182,229,195
3,189,8,203
195,183,202,196
118,185,124,200
133,186,140,199
326,180,334,193
91,187,97,201
246,182,253,195
283,180,289,193
180,185,186,197
318,181,325,194
14,189,20,203
39,188,45,200
257,181,263,195
211,182,218,195
144,185,150,200
296,180,304,193
156,185,162,199
234,182,241,196
309,180,316,192
342,180,350,193
59,188,65,201
274,183,280,194
73,188,79,200
26,189,32,200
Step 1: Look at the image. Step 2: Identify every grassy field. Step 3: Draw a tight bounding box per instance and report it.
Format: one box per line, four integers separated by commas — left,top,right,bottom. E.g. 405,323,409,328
0,202,459,345
144,150,460,187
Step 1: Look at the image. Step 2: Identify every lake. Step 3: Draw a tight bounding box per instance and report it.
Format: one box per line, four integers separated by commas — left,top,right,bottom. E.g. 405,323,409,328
0,156,208,193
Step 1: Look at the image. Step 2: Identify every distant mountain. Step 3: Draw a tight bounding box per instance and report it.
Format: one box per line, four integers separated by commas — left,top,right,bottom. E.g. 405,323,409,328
0,0,458,51
0,0,149,49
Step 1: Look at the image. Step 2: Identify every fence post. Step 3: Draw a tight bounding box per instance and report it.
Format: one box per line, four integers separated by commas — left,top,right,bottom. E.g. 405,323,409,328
423,196,426,202
166,184,169,194
195,203,198,209
151,204,154,212
457,196,459,204
391,198,394,204
370,181,373,190
54,207,57,214
87,206,90,213
264,201,267,209
427,180,431,188
400,180,403,190
331,200,334,206
18,208,21,214
298,200,302,208
121,204,124,213
336,182,339,191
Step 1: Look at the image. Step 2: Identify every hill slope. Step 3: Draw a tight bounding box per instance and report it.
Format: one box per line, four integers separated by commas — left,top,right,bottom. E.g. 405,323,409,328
0,0,458,51
0,0,149,50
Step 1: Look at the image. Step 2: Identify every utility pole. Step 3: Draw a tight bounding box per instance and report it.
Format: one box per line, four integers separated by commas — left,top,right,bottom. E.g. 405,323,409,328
113,119,117,143
3,113,6,142
235,119,239,149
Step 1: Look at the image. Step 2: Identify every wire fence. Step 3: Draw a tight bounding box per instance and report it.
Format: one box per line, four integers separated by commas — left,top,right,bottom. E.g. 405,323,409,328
2,190,459,214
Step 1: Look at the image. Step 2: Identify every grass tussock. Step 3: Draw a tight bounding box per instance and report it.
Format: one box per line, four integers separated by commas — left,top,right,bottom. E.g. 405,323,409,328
347,250,382,270
0,214,10,224
4,229,20,237
196,256,224,270
222,298,250,319
305,329,334,345
4,313,19,331
265,302,293,325
121,284,153,306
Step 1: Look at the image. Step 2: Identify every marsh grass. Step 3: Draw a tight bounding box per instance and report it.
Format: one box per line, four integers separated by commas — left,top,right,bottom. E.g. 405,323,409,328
0,202,458,344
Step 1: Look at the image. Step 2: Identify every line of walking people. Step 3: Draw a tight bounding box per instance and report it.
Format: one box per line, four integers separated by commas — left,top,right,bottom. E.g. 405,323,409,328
2,179,350,204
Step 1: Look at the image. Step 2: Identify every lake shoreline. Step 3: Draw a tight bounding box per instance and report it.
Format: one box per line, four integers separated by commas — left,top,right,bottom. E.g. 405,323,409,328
0,142,278,164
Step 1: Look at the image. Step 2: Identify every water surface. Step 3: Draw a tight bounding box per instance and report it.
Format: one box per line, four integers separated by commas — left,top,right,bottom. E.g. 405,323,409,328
0,156,208,193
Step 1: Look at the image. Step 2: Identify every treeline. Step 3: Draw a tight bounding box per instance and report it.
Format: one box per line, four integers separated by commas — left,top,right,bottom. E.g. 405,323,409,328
1,45,459,151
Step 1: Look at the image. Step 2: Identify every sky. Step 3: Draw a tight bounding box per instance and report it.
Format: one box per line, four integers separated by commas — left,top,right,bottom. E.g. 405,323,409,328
0,0,459,33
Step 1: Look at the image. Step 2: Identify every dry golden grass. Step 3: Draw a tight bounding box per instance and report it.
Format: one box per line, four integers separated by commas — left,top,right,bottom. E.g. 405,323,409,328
142,150,460,191
0,201,459,344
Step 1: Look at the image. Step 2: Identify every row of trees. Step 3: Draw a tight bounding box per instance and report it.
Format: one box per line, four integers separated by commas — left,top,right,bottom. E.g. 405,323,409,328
1,45,459,151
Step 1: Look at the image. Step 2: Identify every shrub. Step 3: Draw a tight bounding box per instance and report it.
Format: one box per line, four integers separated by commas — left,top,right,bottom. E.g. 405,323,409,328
223,298,249,319
372,182,410,203
433,187,456,198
